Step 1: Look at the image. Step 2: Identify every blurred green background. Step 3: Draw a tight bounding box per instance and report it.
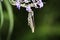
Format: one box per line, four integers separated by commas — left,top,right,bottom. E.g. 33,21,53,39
0,0,60,40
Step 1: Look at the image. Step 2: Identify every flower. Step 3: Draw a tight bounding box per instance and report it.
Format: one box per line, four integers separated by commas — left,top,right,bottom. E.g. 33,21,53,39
16,0,21,9
26,5,32,12
12,0,44,9
38,2,43,8
37,0,44,8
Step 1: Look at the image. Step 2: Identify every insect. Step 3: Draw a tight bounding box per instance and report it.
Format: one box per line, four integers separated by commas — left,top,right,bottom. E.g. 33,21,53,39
9,0,44,33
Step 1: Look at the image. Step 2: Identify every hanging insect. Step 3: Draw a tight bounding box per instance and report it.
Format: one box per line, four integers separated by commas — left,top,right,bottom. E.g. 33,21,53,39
9,0,44,33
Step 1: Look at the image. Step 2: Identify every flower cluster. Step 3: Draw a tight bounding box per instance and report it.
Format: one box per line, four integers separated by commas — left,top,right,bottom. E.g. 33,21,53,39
11,0,44,12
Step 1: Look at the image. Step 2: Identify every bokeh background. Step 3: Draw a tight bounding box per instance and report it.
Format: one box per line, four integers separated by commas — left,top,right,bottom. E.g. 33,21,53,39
0,0,60,40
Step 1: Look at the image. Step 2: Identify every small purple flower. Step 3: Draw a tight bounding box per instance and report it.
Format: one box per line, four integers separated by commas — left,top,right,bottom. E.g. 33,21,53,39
26,5,32,12
37,0,44,8
38,2,43,8
16,0,21,9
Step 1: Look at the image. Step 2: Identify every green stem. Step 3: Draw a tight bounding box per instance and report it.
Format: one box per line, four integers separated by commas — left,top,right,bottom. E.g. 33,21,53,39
4,0,14,40
0,2,4,40
0,2,4,30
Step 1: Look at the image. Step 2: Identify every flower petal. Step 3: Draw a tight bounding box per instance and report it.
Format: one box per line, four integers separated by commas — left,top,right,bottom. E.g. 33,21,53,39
16,0,20,9
26,5,32,12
